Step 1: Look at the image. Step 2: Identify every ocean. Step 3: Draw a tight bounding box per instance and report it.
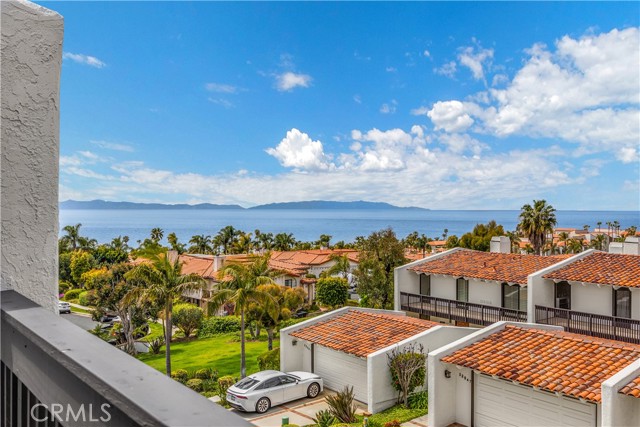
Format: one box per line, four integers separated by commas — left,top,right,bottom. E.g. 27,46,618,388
58,209,640,245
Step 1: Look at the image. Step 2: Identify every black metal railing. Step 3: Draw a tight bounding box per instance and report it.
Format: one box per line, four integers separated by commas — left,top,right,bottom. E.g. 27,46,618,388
535,305,640,344
400,292,527,326
1,290,250,427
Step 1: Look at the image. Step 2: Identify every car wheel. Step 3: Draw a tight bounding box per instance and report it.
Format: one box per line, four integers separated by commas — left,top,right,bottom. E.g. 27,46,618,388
307,382,320,398
255,397,270,414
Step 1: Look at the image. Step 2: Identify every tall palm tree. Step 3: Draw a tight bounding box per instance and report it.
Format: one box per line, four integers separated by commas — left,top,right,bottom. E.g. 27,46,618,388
517,200,557,256
188,234,213,254
125,253,206,376
150,227,164,243
216,225,240,254
61,223,83,250
505,231,521,253
232,232,254,254
209,255,278,378
591,233,606,251
273,233,296,251
257,232,274,252
557,231,570,254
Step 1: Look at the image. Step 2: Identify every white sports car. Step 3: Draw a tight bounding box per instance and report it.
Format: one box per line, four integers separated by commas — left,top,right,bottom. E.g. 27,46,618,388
226,370,323,413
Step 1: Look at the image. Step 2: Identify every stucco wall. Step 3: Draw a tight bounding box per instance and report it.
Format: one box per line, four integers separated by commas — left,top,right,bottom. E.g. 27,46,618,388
601,360,640,427
367,325,475,414
430,276,457,300
468,279,501,306
571,283,613,316
1,0,62,312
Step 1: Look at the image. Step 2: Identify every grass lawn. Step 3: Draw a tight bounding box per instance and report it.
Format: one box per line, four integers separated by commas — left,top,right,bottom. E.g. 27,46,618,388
137,332,269,378
70,305,93,315
145,322,165,341
340,405,428,427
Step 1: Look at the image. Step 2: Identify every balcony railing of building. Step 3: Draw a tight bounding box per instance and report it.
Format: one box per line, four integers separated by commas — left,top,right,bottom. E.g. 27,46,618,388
535,305,640,344
1,290,251,427
399,292,527,326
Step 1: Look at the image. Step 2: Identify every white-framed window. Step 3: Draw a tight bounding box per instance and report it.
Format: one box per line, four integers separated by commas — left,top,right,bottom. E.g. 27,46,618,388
456,278,469,302
613,287,631,318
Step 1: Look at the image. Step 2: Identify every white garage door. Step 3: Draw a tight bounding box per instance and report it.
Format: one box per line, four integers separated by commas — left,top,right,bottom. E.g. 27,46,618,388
475,374,596,427
314,345,368,403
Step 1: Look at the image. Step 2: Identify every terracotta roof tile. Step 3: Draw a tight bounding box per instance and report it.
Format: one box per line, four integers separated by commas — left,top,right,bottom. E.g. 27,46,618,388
409,250,571,285
269,249,359,276
543,252,640,288
442,325,640,402
619,375,640,398
290,310,438,357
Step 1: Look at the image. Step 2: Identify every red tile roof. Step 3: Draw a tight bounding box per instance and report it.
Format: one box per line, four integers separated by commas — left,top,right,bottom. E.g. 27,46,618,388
442,325,640,402
269,249,359,277
289,310,439,357
543,252,640,288
409,250,571,285
619,375,640,398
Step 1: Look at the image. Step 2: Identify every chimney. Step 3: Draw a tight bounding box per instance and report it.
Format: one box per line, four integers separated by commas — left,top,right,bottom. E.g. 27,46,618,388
213,255,225,271
490,236,511,254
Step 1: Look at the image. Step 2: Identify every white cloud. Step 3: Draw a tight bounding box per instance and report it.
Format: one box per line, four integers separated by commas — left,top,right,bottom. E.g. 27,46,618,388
266,128,333,171
427,100,477,133
410,106,430,116
353,95,362,104
63,52,106,68
423,28,640,161
205,83,239,93
90,140,134,152
423,50,431,58
386,66,397,73
457,44,494,81
275,72,312,91
434,61,457,78
379,100,398,114
208,97,234,109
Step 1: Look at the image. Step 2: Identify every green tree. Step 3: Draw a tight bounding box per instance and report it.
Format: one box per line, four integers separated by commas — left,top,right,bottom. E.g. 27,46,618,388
59,252,74,284
188,234,213,254
61,223,83,251
150,227,164,243
257,232,274,251
506,231,521,253
445,235,459,249
208,254,278,378
232,232,254,254
316,277,349,308
457,220,505,251
93,244,128,266
167,232,186,254
273,233,296,251
255,284,305,350
517,200,557,256
215,225,241,254
70,251,96,286
387,343,426,408
172,303,204,338
316,234,332,249
125,254,206,375
353,228,407,308
325,254,352,279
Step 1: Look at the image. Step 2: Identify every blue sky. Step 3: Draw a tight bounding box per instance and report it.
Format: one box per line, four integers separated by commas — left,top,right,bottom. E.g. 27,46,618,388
43,1,639,210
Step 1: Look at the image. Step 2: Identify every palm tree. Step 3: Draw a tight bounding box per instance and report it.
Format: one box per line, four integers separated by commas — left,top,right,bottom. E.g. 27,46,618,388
125,253,206,376
188,234,213,254
167,232,186,254
326,254,352,279
567,239,583,254
273,233,296,251
597,221,602,232
591,234,606,250
61,223,83,250
232,232,254,254
517,200,557,256
209,255,278,378
150,227,164,243
505,231,521,253
557,231,570,254
215,225,240,254
316,234,332,249
416,234,431,257
257,232,274,252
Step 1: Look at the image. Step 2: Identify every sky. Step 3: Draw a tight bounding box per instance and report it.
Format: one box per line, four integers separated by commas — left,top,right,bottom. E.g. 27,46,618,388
42,1,640,210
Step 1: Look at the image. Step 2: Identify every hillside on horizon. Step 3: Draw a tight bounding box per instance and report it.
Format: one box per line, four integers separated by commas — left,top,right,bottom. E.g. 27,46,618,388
59,199,427,210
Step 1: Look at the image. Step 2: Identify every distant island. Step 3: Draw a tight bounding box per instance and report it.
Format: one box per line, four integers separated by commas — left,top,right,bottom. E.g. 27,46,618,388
59,199,427,211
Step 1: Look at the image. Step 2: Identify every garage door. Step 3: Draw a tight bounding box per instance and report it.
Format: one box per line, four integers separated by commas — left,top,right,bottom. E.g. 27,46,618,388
475,374,596,427
314,345,368,403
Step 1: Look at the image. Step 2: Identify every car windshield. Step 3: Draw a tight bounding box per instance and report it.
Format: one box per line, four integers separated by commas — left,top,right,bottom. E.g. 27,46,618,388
234,377,259,390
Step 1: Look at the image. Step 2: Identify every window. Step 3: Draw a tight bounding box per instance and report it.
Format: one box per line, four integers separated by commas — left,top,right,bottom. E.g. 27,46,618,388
234,377,259,390
613,287,631,318
284,279,295,287
420,274,431,296
456,278,469,302
256,377,281,390
279,376,297,385
501,283,527,311
555,281,571,309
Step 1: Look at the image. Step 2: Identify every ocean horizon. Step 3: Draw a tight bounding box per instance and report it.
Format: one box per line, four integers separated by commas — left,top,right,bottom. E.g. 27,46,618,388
59,208,640,245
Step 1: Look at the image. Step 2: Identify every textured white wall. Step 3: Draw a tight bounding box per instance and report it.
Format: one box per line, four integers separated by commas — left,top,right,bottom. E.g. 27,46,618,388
1,0,62,311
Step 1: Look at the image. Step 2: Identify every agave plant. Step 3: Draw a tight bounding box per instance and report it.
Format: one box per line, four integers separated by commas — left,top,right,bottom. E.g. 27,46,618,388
325,386,358,423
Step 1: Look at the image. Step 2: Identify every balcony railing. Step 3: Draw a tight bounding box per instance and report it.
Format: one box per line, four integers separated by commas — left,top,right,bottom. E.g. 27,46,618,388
1,290,250,427
399,292,527,326
535,305,640,344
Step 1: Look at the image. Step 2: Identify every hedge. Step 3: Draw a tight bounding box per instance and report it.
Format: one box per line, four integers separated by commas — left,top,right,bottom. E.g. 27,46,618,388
63,289,83,301
197,316,241,338
257,348,280,371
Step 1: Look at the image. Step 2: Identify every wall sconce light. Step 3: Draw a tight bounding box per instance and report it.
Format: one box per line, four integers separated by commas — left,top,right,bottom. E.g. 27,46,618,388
444,369,451,379
292,340,298,346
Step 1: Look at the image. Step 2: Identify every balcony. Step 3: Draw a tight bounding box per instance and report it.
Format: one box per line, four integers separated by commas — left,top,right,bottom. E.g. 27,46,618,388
1,290,250,427
535,305,640,344
399,292,527,326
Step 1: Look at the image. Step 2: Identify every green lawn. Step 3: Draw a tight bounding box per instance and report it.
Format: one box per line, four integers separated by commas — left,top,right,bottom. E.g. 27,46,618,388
137,333,269,378
70,305,93,315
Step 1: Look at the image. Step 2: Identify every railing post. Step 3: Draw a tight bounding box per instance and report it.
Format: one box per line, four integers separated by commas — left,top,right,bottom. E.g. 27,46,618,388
448,300,452,322
613,317,617,341
481,306,485,325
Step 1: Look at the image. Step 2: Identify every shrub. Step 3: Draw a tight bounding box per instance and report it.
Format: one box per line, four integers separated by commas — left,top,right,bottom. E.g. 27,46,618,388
78,290,98,307
257,348,280,371
201,379,218,393
313,409,336,427
186,379,204,392
384,420,401,427
147,337,164,355
195,368,214,380
315,277,349,308
407,391,428,410
59,281,72,293
345,299,359,307
326,386,357,423
173,303,204,338
217,376,236,404
171,369,189,384
388,344,426,407
197,316,241,338
63,289,83,301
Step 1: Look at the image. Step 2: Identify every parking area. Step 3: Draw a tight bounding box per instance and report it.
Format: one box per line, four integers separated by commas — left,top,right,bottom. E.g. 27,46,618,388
224,390,367,427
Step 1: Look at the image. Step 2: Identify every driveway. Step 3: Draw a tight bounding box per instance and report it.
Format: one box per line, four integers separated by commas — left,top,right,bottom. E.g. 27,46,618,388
229,390,367,427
